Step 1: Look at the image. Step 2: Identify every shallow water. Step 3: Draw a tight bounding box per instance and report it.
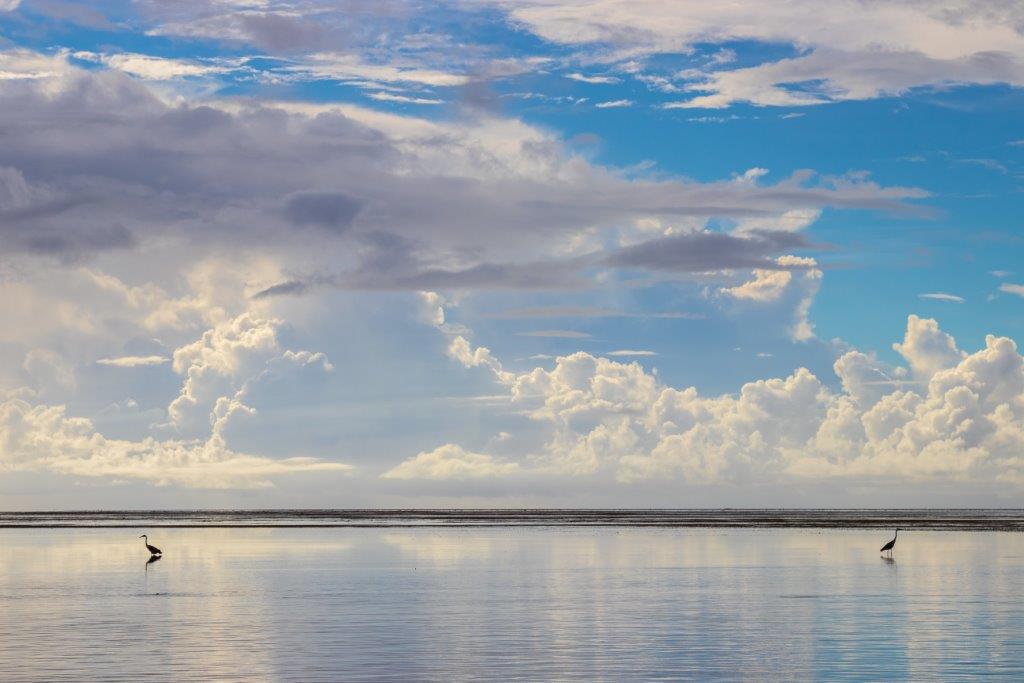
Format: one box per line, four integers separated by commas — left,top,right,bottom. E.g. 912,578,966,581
2,525,1022,681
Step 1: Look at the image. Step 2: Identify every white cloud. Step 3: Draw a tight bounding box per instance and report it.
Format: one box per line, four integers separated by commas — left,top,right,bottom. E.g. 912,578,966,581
920,292,965,303
720,256,822,341
381,443,520,480
288,52,469,87
504,1,1024,107
434,315,1024,487
567,73,620,84
892,314,965,380
721,268,793,303
734,208,821,234
0,398,350,488
0,300,348,489
999,283,1024,298
165,312,332,436
607,349,656,356
0,49,71,80
595,99,633,108
96,355,169,367
367,92,444,105
447,335,514,385
73,52,232,80
671,48,1024,108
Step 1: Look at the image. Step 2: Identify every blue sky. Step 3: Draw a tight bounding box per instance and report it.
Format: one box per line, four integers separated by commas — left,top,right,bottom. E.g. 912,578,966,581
1,0,1023,508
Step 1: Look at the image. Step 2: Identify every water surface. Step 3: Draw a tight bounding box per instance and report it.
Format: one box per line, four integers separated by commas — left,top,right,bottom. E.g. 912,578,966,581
1,522,1022,680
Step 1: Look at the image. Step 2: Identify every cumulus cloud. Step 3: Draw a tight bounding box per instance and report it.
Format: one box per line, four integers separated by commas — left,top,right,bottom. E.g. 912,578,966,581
22,348,75,397
720,256,822,341
446,335,514,385
0,398,350,488
429,315,1024,487
0,304,348,488
382,443,520,480
165,312,333,436
892,314,965,380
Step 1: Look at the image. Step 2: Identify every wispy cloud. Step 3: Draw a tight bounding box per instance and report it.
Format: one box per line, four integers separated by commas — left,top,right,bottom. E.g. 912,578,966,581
516,330,593,338
96,355,169,368
919,292,965,303
367,92,443,105
999,283,1024,298
960,158,1008,174
287,52,469,87
488,306,701,320
607,349,656,356
567,73,620,84
595,99,633,108
72,51,235,80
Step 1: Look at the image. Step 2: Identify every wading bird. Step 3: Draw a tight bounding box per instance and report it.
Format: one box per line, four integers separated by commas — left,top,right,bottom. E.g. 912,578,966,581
140,534,162,556
880,529,899,557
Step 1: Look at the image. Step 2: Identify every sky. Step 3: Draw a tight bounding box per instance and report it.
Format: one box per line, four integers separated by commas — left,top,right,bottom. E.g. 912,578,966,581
1,0,1023,509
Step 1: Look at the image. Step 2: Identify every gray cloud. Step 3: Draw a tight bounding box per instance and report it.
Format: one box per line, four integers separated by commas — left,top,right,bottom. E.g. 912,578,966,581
605,229,812,272
238,12,326,51
0,51,924,282
284,191,363,232
487,306,702,319
252,279,317,300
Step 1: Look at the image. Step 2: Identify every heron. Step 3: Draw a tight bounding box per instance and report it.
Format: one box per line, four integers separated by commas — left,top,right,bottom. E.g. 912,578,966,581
140,534,162,556
880,529,898,557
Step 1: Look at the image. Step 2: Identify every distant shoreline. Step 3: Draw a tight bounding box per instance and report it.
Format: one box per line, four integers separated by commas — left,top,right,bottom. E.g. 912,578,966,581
2,509,1023,531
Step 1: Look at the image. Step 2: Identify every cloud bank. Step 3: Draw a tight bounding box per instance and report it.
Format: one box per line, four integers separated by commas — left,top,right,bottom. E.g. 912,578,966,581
389,314,1024,489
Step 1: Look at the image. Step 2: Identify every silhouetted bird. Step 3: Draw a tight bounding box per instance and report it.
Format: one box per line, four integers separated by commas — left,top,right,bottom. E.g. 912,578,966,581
140,534,162,556
880,529,898,557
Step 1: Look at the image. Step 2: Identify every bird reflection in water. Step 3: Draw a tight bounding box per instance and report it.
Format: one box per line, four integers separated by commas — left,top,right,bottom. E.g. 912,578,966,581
145,554,162,571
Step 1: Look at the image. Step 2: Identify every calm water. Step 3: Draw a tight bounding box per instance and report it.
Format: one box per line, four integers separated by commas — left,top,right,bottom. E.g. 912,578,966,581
1,520,1023,680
